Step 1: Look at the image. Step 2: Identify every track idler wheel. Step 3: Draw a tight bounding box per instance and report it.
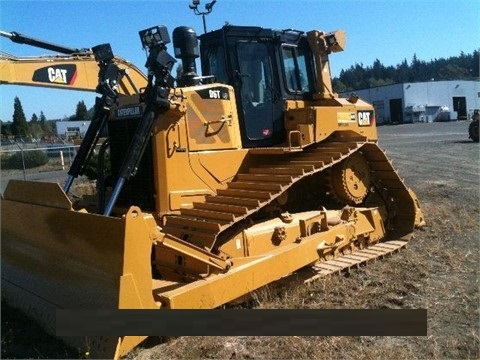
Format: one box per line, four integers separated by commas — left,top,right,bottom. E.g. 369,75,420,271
329,152,371,205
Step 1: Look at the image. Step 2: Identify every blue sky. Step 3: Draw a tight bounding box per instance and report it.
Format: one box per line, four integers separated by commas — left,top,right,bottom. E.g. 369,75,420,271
0,0,478,121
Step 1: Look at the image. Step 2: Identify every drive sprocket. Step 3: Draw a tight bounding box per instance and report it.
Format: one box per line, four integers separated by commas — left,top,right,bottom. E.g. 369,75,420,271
329,152,370,205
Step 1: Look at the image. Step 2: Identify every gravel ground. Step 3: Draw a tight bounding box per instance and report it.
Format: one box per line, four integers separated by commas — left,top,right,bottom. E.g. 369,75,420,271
1,120,479,359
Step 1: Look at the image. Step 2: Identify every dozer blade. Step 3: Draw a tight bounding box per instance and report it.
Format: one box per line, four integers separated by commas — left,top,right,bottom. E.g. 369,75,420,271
1,180,158,359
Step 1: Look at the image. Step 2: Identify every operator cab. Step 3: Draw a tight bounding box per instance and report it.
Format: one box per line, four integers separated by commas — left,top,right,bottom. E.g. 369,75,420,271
199,25,317,147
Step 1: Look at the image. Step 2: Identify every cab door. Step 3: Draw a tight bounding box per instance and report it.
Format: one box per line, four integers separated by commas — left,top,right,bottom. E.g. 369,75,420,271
232,40,284,147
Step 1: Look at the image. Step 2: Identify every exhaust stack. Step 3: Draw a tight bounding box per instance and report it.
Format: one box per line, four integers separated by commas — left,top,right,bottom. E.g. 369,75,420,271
173,26,199,86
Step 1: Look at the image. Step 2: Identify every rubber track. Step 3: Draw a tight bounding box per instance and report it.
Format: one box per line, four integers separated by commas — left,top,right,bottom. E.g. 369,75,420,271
163,139,414,250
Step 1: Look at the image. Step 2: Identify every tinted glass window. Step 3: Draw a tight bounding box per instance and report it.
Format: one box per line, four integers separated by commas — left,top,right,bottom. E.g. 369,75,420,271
204,45,228,83
237,41,272,106
282,45,313,93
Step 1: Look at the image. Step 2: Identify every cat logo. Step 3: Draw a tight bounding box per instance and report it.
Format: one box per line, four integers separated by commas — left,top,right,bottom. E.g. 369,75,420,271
32,64,78,85
357,110,374,126
48,68,68,83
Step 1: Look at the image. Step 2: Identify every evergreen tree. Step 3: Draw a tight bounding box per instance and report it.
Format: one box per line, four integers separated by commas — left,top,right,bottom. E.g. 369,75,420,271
332,78,347,93
1,121,13,138
39,111,53,135
74,100,90,120
471,50,479,78
396,59,410,83
40,111,47,128
334,50,478,91
12,96,29,137
410,54,423,82
29,113,42,139
371,58,385,80
438,64,470,80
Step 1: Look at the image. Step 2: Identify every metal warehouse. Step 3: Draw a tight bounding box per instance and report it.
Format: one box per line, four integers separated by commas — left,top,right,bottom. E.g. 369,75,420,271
341,80,480,125
55,120,91,140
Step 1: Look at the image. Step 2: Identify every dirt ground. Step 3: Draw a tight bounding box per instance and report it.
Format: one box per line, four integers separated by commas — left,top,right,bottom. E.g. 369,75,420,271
1,120,479,359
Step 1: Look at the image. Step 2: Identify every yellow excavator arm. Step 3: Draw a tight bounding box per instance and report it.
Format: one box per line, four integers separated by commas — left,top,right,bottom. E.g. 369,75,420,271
0,52,148,95
0,30,148,95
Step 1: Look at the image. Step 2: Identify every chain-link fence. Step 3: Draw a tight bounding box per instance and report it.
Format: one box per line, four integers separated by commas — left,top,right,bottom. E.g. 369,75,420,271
1,140,111,195
1,141,78,178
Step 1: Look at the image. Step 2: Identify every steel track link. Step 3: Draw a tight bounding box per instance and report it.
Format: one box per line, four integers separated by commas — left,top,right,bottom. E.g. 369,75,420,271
163,139,414,251
305,240,408,282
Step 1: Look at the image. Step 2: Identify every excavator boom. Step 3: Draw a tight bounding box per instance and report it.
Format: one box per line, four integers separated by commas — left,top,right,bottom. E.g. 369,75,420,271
0,52,147,95
0,30,147,95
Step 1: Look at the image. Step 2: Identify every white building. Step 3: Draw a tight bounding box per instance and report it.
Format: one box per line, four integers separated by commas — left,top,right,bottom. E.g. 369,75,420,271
341,80,480,125
55,120,91,139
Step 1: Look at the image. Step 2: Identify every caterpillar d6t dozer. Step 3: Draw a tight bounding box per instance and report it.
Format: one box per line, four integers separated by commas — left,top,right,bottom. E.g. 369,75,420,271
1,24,425,358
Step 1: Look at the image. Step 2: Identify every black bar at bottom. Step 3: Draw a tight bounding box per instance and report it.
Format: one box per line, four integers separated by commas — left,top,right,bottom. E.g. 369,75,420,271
56,309,427,337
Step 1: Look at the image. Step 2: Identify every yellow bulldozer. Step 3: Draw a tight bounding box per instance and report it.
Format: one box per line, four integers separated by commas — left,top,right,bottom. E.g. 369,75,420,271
1,24,425,358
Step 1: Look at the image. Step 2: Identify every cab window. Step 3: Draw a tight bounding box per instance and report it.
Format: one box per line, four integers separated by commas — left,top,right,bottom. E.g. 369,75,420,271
282,45,314,93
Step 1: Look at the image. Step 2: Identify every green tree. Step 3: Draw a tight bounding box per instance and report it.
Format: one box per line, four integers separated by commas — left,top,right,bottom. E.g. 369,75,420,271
410,53,424,81
29,122,43,139
396,59,410,83
40,111,47,129
438,64,470,80
30,113,40,139
371,58,386,80
333,50,477,90
12,96,29,137
332,78,347,93
1,121,13,138
368,77,393,88
74,100,90,120
39,111,54,135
